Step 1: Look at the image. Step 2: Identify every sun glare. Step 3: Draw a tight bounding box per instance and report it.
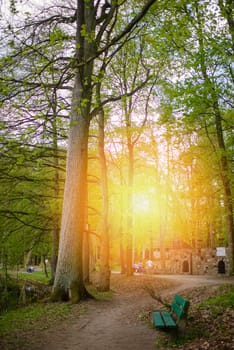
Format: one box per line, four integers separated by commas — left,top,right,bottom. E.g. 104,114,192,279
133,193,150,213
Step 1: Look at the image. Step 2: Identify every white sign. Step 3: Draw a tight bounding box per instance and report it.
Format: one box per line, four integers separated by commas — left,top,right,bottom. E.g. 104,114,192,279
216,247,226,257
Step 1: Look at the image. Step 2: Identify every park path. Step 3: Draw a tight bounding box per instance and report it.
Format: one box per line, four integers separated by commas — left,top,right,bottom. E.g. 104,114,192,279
155,274,234,292
30,274,234,350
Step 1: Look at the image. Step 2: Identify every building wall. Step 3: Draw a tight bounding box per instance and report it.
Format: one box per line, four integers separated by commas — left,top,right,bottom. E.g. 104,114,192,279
149,247,229,275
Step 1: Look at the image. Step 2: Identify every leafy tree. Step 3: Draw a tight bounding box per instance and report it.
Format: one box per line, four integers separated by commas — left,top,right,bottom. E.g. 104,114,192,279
152,0,234,272
0,2,71,281
52,0,158,302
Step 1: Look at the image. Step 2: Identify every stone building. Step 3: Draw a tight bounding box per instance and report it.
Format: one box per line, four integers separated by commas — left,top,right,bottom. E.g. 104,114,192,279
142,240,229,275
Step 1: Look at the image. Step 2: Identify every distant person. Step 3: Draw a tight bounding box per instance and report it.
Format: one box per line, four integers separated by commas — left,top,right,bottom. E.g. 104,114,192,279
146,259,153,273
146,259,153,268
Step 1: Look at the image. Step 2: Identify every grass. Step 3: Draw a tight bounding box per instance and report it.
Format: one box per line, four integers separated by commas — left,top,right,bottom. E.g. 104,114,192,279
0,302,75,335
86,284,114,300
111,265,121,272
0,286,112,337
0,271,113,337
197,284,234,316
0,270,51,314
0,269,51,284
16,270,51,283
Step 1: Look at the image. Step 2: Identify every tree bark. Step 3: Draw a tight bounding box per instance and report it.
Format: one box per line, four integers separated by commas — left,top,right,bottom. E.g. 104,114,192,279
52,0,95,302
50,101,60,284
97,107,110,291
52,98,91,301
126,140,134,276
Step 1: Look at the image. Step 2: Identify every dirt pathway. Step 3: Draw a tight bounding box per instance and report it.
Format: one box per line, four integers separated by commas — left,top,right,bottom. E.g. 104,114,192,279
2,274,234,350
37,296,157,350
154,274,234,292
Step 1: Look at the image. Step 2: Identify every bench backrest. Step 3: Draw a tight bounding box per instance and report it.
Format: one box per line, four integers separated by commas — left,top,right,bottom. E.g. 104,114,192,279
171,294,189,320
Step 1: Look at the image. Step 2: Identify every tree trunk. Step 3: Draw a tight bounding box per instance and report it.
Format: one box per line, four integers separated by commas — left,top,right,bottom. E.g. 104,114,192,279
50,114,60,284
126,141,134,276
52,99,91,301
52,0,95,302
119,170,126,274
83,227,90,284
50,225,59,284
97,107,110,291
24,249,32,268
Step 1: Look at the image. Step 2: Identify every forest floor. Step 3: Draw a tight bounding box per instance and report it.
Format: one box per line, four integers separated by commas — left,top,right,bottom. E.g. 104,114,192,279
1,273,234,350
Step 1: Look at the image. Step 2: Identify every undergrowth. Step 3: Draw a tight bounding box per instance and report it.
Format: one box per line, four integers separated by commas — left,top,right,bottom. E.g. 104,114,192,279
155,283,234,349
197,284,234,316
0,276,113,336
86,284,114,300
0,302,75,335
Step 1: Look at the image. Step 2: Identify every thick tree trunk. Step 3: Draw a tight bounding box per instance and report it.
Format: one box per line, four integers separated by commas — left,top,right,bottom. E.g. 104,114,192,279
52,0,95,302
52,96,90,301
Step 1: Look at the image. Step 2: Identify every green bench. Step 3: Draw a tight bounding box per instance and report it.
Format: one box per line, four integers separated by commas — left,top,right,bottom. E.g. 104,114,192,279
152,294,189,330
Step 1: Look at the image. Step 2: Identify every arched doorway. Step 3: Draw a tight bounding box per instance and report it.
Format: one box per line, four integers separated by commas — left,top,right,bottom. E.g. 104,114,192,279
218,259,225,274
182,260,189,273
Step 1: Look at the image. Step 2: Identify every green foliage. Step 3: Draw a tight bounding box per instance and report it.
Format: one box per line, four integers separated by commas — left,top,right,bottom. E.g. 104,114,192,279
0,270,52,313
80,24,95,43
49,28,64,46
0,105,65,269
197,284,234,316
9,0,18,14
0,302,74,335
17,271,51,283
86,285,113,300
0,276,20,312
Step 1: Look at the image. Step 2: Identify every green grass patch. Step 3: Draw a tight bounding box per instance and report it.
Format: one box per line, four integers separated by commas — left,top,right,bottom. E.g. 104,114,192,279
197,284,234,316
0,271,51,313
111,265,121,272
17,271,51,283
0,302,74,335
86,285,113,300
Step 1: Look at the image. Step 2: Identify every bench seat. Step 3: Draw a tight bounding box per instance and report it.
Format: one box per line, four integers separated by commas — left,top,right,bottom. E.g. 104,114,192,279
153,310,177,328
152,294,189,330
